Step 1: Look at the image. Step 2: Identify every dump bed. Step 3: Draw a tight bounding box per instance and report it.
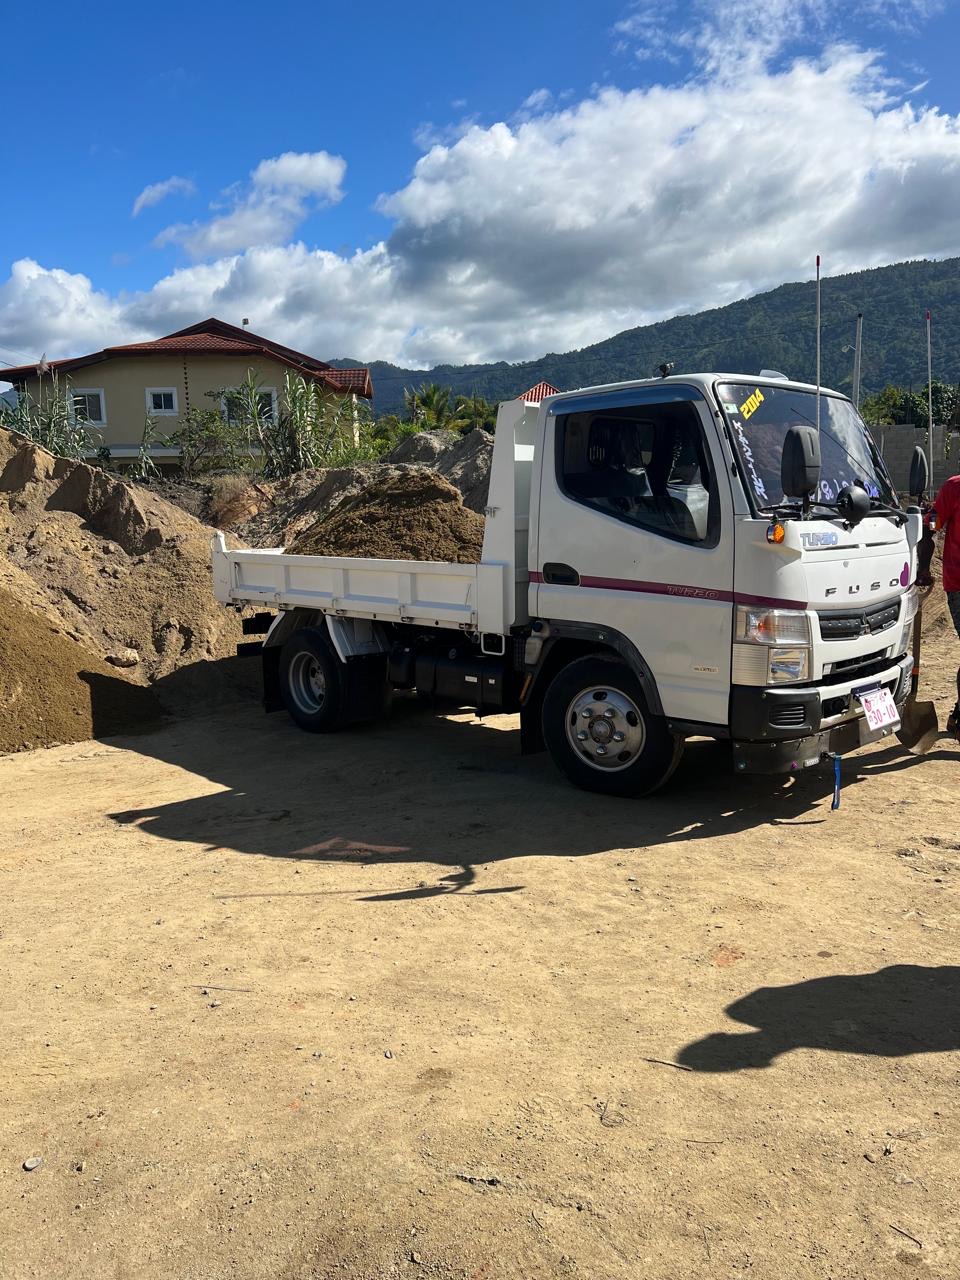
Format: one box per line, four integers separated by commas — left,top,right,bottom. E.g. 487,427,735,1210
211,534,512,633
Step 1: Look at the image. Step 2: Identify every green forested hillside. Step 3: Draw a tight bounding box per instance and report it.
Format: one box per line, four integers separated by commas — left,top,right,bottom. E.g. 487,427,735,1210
331,257,960,415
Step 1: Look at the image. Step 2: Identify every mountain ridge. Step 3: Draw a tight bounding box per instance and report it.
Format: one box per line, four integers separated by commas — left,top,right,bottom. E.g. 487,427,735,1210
329,257,960,415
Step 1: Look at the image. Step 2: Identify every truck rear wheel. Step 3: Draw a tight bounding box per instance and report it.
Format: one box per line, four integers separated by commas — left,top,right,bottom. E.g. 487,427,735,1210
278,628,345,733
541,655,682,797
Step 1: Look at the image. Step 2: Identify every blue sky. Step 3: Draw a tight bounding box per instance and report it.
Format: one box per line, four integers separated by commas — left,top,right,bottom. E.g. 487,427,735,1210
2,0,959,371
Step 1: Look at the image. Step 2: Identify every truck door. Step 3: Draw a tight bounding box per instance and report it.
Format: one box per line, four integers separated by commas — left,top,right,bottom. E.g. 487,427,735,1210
532,385,734,727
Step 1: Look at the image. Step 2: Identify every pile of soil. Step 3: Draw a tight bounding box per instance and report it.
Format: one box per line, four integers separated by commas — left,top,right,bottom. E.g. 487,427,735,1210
288,471,485,563
0,428,247,751
149,477,210,523
386,428,494,513
234,463,447,549
0,586,160,753
147,430,495,550
384,429,460,466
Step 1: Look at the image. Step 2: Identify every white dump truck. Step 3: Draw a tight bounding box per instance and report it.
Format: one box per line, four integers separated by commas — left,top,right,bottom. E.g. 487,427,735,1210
212,372,923,796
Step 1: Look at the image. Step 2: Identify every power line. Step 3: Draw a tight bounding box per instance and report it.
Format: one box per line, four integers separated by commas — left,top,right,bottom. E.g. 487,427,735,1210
0,344,37,365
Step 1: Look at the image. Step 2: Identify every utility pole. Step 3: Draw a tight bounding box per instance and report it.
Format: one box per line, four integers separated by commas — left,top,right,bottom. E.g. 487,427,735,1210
926,310,934,488
852,312,862,410
815,254,821,434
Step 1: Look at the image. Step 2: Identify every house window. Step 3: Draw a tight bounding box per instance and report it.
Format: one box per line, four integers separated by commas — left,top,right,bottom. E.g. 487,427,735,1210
146,387,178,415
72,389,106,425
222,387,277,424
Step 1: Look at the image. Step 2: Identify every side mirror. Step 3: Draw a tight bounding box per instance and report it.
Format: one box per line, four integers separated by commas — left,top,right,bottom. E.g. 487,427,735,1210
908,445,928,500
837,484,871,526
781,424,821,499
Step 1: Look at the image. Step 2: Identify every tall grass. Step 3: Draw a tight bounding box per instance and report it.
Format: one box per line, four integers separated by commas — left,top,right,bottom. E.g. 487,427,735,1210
216,371,387,477
0,374,95,459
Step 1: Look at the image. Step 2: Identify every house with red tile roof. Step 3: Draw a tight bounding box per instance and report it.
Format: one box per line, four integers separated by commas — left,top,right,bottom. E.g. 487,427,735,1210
0,318,373,461
517,381,560,404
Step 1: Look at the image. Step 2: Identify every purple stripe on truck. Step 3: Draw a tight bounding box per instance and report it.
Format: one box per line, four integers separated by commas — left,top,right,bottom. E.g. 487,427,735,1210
529,571,806,611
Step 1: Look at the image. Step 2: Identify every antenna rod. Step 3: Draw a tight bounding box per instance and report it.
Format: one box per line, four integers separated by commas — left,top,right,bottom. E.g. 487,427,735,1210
815,254,821,434
926,309,934,488
852,311,862,411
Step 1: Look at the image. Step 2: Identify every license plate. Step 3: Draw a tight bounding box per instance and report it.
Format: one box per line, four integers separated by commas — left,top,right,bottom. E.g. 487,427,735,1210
855,686,899,733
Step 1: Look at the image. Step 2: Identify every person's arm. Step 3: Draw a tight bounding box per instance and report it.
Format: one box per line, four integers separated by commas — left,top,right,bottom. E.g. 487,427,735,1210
917,511,937,586
918,481,956,586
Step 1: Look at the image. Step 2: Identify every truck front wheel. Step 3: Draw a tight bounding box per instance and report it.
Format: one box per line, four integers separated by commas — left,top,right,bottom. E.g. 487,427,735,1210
278,628,345,733
541,655,683,797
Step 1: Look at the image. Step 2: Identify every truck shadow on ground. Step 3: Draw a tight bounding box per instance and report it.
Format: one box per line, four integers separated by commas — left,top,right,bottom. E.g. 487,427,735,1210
677,964,960,1070
86,663,952,904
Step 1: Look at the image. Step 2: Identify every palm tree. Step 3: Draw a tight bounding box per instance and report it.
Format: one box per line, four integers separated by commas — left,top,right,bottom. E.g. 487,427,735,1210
403,383,458,430
454,391,496,433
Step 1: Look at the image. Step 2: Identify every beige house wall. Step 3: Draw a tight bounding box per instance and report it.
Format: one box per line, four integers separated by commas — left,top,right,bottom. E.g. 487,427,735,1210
19,355,347,452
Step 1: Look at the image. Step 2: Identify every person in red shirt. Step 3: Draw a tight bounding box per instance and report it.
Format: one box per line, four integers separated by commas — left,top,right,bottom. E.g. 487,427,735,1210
917,472,960,738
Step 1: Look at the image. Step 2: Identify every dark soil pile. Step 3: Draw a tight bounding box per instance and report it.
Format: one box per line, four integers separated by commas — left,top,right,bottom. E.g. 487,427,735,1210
149,477,210,523
288,471,484,563
385,428,493,513
0,587,160,753
234,464,434,549
150,432,495,548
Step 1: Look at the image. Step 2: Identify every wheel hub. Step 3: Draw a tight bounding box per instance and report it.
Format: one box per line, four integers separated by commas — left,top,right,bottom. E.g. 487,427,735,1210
288,651,327,714
566,685,645,772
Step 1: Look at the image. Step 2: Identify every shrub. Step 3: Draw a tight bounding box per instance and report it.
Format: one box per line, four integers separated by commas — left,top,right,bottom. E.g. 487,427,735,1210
207,473,259,528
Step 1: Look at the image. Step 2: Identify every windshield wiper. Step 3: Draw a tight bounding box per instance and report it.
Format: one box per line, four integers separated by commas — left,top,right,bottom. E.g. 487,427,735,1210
760,498,842,520
867,498,907,526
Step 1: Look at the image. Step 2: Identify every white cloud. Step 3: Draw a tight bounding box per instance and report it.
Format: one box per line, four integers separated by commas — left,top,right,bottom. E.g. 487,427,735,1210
157,150,346,259
3,38,960,374
615,0,945,68
251,151,345,198
0,260,144,359
413,116,480,151
131,175,196,217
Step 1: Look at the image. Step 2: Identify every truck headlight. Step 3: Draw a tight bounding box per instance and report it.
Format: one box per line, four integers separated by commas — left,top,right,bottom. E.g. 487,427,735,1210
733,606,812,686
768,647,810,683
735,605,811,646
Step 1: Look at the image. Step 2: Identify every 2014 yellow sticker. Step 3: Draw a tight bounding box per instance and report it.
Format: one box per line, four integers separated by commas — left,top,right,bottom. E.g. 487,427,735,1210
739,388,765,419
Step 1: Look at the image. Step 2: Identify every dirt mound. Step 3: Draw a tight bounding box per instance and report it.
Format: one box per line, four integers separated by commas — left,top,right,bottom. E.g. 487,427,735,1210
0,428,247,747
0,586,160,753
386,428,494,513
164,431,495,551
439,429,493,513
288,470,484,563
235,463,436,549
149,477,211,523
385,429,460,465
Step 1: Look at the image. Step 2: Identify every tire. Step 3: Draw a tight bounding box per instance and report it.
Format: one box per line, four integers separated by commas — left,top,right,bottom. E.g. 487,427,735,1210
278,628,345,733
541,655,683,797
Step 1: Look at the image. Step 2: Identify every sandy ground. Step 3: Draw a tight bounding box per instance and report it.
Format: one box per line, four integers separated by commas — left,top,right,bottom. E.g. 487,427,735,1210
1,639,959,1280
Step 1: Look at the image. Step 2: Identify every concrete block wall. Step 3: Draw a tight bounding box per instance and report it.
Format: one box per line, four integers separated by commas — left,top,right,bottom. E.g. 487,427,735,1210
866,423,960,495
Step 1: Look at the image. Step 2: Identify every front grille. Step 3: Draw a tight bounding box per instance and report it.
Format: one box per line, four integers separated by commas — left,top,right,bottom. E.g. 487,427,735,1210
831,648,887,674
817,598,901,641
820,652,894,686
770,703,807,728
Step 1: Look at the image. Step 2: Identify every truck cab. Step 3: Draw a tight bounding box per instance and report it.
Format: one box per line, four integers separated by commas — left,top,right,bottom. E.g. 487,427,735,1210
213,371,920,797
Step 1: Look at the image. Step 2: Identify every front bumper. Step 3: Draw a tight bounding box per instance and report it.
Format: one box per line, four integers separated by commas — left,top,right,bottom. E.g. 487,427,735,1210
730,652,912,774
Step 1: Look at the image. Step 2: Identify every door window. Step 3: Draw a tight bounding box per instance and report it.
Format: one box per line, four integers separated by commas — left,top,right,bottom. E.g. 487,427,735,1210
557,400,719,545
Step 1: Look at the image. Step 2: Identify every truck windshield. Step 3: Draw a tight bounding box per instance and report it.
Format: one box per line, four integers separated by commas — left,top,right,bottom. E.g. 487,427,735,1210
717,382,897,512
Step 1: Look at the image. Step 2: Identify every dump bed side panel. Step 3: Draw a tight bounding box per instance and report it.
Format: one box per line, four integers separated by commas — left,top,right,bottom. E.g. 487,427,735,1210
211,536,508,631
